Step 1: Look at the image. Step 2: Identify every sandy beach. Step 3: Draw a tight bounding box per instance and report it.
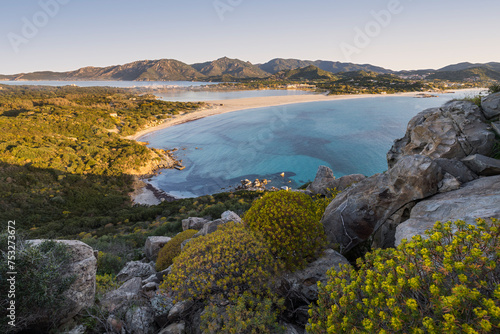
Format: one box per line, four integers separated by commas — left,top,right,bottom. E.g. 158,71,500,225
125,91,431,141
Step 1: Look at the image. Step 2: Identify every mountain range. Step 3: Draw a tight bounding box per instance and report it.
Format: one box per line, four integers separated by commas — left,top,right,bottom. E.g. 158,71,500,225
1,57,499,82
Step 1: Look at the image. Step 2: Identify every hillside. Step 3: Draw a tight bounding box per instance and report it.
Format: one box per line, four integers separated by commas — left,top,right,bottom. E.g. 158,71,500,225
258,58,392,74
272,65,336,80
191,57,269,78
437,61,500,72
427,66,500,82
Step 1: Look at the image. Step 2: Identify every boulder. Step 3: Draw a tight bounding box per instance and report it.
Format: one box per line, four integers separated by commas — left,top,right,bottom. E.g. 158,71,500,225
181,217,209,231
371,202,415,249
145,236,172,261
491,122,500,136
142,274,160,285
321,155,443,253
395,175,500,246
159,322,186,334
150,293,174,327
193,219,225,238
279,249,349,325
116,261,156,283
280,249,349,302
168,300,194,323
220,210,242,223
462,154,500,176
307,166,365,195
101,277,143,313
125,306,156,334
387,100,495,168
27,240,97,326
481,92,500,119
434,158,478,184
438,173,461,193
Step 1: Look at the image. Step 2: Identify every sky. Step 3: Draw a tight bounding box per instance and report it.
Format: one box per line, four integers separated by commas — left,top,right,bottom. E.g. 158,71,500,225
0,0,499,74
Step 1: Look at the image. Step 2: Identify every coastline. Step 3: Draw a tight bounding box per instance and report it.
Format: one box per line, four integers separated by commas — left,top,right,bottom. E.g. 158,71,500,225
125,89,479,141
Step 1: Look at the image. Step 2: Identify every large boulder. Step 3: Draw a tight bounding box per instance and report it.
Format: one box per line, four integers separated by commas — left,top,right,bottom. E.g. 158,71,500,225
125,306,156,334
481,92,500,119
434,158,478,184
321,155,443,253
27,240,97,326
220,210,242,223
462,154,500,176
307,166,365,195
144,236,172,261
192,219,226,238
116,261,156,283
181,217,209,231
387,100,495,168
101,277,143,313
395,175,500,245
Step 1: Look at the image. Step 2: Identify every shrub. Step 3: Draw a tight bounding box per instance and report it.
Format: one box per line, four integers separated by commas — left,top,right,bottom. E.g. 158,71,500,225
96,251,126,275
308,218,500,333
95,273,119,296
0,238,76,333
243,190,327,271
200,292,285,334
489,83,500,94
161,222,282,303
155,229,197,271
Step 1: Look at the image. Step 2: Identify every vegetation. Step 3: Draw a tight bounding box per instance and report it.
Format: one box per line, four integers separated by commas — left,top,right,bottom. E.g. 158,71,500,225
0,238,76,333
308,218,500,333
244,190,327,271
489,83,500,94
156,229,198,271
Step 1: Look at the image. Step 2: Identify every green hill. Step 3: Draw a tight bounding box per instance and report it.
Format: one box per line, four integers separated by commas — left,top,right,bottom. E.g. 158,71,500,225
258,58,391,74
427,67,500,82
273,65,336,80
192,57,269,79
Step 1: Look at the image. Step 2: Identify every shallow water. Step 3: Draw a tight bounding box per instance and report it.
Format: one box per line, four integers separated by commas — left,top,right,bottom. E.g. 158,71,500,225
141,89,486,198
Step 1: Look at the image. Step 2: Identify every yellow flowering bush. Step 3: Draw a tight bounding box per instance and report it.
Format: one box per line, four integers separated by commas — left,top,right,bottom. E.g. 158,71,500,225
161,222,282,303
308,218,500,333
200,292,285,333
155,229,197,271
243,190,327,271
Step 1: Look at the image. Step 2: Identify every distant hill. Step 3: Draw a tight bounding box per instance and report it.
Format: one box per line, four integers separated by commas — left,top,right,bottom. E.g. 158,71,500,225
427,67,500,82
437,62,500,72
8,59,206,82
273,65,336,80
192,57,269,78
258,58,392,74
2,58,499,82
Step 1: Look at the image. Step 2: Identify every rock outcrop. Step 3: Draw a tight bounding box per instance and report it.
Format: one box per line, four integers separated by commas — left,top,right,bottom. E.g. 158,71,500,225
27,240,97,326
462,154,500,176
116,261,156,283
395,175,500,245
321,155,443,253
181,217,209,231
145,236,172,261
387,101,494,168
481,92,500,119
307,165,365,195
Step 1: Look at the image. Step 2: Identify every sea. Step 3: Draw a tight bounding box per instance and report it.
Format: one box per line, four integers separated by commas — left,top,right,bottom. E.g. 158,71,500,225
140,89,486,198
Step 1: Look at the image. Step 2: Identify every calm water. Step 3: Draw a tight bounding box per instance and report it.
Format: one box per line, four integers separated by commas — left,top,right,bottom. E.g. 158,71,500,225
0,80,216,88
140,89,486,198
155,89,315,102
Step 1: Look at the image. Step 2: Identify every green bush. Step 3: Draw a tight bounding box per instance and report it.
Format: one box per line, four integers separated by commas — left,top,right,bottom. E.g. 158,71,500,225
243,190,327,271
308,218,500,333
96,251,126,276
0,238,76,333
155,229,197,271
161,222,282,303
200,292,285,334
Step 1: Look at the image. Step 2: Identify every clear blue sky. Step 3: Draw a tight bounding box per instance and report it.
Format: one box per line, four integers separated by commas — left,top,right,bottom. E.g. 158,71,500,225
1,0,499,74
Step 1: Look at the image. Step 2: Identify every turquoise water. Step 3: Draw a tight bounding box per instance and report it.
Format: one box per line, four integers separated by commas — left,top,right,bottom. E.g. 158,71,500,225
141,90,484,198
155,89,315,102
0,80,215,88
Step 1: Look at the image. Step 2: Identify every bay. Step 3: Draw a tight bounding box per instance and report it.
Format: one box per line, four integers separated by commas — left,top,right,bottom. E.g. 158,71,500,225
141,89,485,198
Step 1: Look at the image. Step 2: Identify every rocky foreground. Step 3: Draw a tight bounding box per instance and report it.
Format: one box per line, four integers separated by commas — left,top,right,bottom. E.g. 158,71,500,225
25,92,500,333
